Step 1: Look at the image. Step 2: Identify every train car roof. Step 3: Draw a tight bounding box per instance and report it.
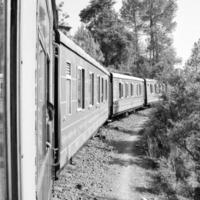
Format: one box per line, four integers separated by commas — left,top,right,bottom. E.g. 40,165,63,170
112,72,144,81
145,78,158,82
58,31,110,76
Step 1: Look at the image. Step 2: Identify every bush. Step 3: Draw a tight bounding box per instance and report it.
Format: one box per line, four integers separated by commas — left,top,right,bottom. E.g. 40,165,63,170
143,71,200,199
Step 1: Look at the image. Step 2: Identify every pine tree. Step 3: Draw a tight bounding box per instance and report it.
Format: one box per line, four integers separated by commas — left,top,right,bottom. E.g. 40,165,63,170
141,0,177,70
120,0,178,78
79,0,132,69
121,0,143,65
73,25,104,63
57,1,71,36
186,39,200,72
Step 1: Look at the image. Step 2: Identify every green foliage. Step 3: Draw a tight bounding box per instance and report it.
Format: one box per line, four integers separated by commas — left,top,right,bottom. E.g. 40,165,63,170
120,0,178,78
143,38,200,195
80,0,132,69
73,25,104,63
143,69,200,198
186,39,200,72
57,1,71,36
121,0,143,61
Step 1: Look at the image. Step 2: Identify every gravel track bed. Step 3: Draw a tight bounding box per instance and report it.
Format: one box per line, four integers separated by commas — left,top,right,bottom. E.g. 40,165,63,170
52,108,157,200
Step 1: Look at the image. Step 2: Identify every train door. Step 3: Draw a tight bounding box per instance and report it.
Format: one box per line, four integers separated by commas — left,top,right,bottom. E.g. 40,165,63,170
36,1,54,199
0,0,21,199
35,40,52,200
0,1,8,199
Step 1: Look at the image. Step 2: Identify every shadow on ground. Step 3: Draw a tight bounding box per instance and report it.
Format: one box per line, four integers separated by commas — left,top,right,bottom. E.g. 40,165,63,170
104,117,179,200
135,173,179,200
80,193,122,200
107,125,138,136
105,125,157,170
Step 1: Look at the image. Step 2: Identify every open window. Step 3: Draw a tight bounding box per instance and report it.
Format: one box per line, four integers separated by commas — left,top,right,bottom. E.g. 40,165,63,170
150,84,153,94
125,83,128,97
119,82,124,99
105,79,108,101
78,67,85,109
101,77,104,102
89,73,94,106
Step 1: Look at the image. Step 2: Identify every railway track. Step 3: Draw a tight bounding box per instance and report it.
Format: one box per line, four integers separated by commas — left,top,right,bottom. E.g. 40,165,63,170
52,108,161,200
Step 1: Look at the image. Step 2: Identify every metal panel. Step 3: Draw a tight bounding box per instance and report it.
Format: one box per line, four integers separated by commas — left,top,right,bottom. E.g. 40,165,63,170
57,42,109,169
0,1,7,199
35,0,54,198
112,76,145,115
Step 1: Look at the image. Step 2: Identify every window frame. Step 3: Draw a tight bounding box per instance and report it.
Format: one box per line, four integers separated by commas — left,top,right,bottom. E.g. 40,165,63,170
105,79,108,101
97,75,101,104
119,81,124,99
125,82,128,98
89,72,95,107
65,61,72,115
150,84,153,94
77,66,85,111
101,77,104,103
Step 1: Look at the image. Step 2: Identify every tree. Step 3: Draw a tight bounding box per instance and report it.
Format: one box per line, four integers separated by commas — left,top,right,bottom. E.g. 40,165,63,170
57,1,71,36
121,0,143,66
73,25,104,63
80,0,132,69
142,61,200,198
120,0,178,78
141,0,177,69
186,39,200,72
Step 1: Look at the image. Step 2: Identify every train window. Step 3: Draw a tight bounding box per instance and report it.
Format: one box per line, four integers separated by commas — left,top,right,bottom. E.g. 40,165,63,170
127,83,129,97
118,83,120,98
139,84,140,96
122,83,124,97
36,42,49,180
78,68,85,109
0,1,7,199
89,73,94,105
150,84,153,94
105,79,108,101
97,76,100,103
125,83,128,97
154,84,157,94
38,0,51,52
130,83,132,96
119,83,121,98
101,77,104,102
136,84,138,96
119,82,123,98
66,79,71,114
139,84,142,96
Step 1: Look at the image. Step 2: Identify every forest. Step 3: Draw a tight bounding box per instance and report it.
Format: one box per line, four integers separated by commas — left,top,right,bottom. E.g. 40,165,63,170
58,0,200,199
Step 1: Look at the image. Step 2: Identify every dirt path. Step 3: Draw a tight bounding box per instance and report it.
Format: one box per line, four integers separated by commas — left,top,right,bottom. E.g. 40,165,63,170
52,109,159,200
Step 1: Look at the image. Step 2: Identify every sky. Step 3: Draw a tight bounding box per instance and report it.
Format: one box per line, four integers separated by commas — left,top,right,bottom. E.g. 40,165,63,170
58,0,200,67
174,0,200,66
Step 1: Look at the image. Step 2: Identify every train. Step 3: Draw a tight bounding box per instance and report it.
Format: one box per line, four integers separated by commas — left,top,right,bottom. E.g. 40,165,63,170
0,1,165,200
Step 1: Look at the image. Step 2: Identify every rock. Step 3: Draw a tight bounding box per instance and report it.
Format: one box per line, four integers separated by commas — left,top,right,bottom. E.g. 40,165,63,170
75,184,82,190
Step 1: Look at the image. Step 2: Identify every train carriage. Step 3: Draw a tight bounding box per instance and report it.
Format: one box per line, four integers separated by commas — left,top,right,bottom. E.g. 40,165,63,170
145,79,162,105
110,73,145,116
0,0,165,199
0,0,57,200
55,31,110,169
